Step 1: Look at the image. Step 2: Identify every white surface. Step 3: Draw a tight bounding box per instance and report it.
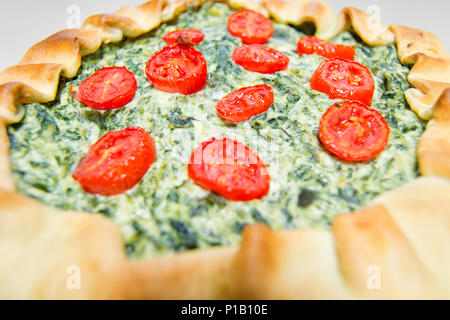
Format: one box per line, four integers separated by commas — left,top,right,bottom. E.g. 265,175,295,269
0,0,448,71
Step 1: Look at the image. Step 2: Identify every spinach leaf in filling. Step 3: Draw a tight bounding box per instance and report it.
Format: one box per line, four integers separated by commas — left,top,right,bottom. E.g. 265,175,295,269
7,2,425,258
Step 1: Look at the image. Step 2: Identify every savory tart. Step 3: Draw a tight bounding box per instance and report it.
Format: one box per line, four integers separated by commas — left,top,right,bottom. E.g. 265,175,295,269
0,0,449,299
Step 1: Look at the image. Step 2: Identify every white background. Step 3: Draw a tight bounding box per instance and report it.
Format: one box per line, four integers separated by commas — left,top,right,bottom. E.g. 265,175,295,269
0,0,449,71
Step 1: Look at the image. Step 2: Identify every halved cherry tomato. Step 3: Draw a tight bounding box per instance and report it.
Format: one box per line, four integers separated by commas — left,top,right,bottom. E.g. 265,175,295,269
188,137,270,201
216,84,274,123
297,36,355,60
318,101,389,161
71,67,137,110
227,9,274,44
232,44,289,74
73,127,156,196
145,44,208,95
310,58,375,105
162,29,204,45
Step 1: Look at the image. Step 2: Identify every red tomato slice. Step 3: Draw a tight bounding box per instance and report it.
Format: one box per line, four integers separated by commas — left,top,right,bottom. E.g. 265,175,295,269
145,44,208,95
319,101,389,161
71,67,137,110
162,29,204,45
188,137,270,201
297,36,355,60
227,9,274,44
310,58,375,105
216,84,274,123
73,127,156,196
232,44,289,74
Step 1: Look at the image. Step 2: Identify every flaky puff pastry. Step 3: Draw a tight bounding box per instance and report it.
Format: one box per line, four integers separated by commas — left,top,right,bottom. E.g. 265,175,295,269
0,0,449,299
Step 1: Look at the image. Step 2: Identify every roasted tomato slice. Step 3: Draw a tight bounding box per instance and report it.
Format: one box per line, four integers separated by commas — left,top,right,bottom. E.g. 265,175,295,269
310,58,375,105
216,84,274,123
319,101,389,161
188,137,270,201
227,9,274,44
162,29,205,45
297,36,355,60
73,127,156,196
145,44,208,95
71,66,137,110
232,44,289,74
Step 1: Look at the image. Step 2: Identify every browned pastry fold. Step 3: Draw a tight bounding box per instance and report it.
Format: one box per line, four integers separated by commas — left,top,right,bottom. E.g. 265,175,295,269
390,25,450,65
261,0,336,39
390,25,450,120
333,205,435,299
1,177,448,299
332,7,394,46
418,88,450,178
0,0,449,299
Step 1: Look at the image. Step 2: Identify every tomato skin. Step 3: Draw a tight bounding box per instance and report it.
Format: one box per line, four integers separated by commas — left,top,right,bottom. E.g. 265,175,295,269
310,58,375,105
319,101,389,161
227,9,274,44
145,44,208,95
216,84,274,123
73,127,156,196
188,138,270,201
162,29,204,45
232,44,289,74
72,67,137,110
297,36,355,60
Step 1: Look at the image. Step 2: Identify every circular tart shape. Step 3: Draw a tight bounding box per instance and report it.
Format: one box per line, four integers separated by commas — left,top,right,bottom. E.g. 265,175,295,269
188,137,270,201
297,36,355,60
319,100,390,161
73,127,156,196
232,44,289,74
145,43,208,95
310,58,375,105
71,66,137,110
216,84,274,123
227,9,274,44
162,29,205,45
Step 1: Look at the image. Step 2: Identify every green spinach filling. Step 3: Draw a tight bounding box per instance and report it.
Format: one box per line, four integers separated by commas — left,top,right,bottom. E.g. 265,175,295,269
7,2,425,258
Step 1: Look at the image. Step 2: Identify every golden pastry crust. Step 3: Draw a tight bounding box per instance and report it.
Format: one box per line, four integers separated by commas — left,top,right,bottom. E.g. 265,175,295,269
0,64,64,103
0,190,129,299
405,55,450,120
0,188,240,299
418,88,450,178
333,205,436,299
373,177,450,298
390,25,450,65
389,25,450,120
230,224,352,299
0,0,449,299
261,0,336,39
